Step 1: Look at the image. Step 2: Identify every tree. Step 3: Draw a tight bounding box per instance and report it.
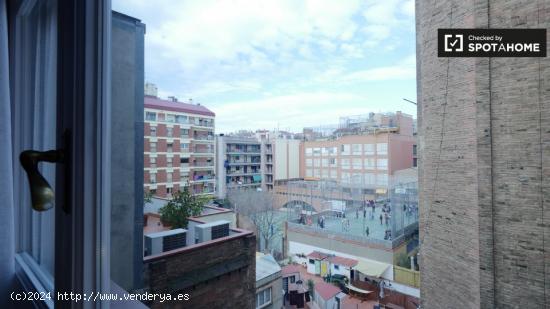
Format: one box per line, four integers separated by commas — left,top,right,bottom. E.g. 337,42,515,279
307,279,315,298
159,186,209,229
144,190,153,206
227,189,281,254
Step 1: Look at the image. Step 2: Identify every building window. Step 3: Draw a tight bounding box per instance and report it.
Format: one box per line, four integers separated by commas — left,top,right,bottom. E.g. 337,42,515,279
313,158,320,167
167,157,172,168
175,115,188,124
180,172,189,182
309,259,315,264
377,174,388,186
150,142,157,152
256,287,272,309
181,143,189,152
364,144,375,155
150,126,157,137
306,158,313,167
352,144,362,155
290,276,296,283
167,127,173,137
150,173,156,184
413,144,417,156
306,148,313,155
167,173,172,183
364,158,375,169
364,173,375,185
167,143,173,153
413,157,418,167
150,157,156,168
145,111,156,121
334,264,340,270
341,144,351,155
180,128,189,138
329,158,337,166
166,187,172,195
352,158,362,169
377,158,388,170
165,114,175,123
313,148,321,156
341,158,350,169
377,143,388,155
306,169,313,177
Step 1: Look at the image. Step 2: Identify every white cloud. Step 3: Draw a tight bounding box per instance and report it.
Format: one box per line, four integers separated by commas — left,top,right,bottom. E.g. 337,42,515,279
113,0,417,132
212,91,367,132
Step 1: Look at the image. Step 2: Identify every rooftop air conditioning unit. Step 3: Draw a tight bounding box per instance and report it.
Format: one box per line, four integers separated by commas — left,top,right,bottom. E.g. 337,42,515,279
144,228,187,256
194,220,230,244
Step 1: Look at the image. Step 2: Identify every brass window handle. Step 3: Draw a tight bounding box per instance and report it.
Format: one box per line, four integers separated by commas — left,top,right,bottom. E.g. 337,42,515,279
20,150,64,211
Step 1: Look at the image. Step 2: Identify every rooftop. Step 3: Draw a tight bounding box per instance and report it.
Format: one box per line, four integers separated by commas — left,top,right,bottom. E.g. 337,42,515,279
315,281,342,300
281,264,302,276
144,95,215,117
255,253,281,282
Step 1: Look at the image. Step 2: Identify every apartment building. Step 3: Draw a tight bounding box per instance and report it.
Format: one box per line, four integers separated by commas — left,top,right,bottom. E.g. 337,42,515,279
300,112,415,194
216,135,263,198
144,95,215,198
261,138,301,191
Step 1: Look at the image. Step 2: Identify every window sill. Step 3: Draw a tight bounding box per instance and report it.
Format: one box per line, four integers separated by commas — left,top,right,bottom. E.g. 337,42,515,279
15,253,54,309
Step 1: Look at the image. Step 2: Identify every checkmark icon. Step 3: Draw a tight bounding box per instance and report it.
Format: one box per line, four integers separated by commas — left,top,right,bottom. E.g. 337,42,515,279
449,39,459,47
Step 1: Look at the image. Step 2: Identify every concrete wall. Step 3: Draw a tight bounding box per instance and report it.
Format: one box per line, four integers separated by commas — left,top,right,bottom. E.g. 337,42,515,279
273,139,301,180
110,11,145,291
287,237,393,266
256,275,283,309
417,1,550,308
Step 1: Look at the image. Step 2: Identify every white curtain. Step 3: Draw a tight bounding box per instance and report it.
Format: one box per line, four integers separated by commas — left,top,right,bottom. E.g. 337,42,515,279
0,0,15,306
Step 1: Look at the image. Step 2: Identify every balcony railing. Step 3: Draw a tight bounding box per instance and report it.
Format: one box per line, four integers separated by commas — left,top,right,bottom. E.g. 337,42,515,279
227,170,261,175
191,162,215,167
226,148,261,153
192,149,215,154
193,135,214,141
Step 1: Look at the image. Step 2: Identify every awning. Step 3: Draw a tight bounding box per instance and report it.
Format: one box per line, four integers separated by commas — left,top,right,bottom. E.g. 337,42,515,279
354,259,391,278
252,175,262,182
347,284,373,295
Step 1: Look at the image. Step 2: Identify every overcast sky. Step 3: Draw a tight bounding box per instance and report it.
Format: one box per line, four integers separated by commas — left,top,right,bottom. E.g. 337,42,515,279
113,0,417,133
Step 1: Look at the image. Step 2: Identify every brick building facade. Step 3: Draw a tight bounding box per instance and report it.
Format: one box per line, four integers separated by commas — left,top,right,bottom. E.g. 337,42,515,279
144,96,215,198
144,229,256,308
417,0,549,308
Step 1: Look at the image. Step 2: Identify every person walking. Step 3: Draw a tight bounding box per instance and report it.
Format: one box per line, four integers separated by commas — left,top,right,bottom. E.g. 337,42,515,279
366,226,370,237
379,213,383,225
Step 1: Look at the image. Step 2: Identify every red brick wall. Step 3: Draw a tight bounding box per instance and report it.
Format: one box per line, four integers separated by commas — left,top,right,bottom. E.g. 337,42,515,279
145,233,256,309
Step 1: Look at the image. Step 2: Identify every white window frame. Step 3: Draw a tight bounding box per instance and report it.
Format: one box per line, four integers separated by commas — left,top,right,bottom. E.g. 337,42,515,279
256,287,272,309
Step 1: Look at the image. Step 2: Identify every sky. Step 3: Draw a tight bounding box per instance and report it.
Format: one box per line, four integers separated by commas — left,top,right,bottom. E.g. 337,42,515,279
113,0,417,134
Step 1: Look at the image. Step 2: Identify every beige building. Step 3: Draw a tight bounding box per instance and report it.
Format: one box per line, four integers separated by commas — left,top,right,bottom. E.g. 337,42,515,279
299,114,415,193
262,138,301,191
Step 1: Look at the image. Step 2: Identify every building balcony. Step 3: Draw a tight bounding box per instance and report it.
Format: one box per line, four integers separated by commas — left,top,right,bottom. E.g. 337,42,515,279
191,122,214,130
226,149,261,154
191,149,215,156
225,160,261,165
226,171,261,176
190,162,215,169
192,135,215,144
190,177,216,183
